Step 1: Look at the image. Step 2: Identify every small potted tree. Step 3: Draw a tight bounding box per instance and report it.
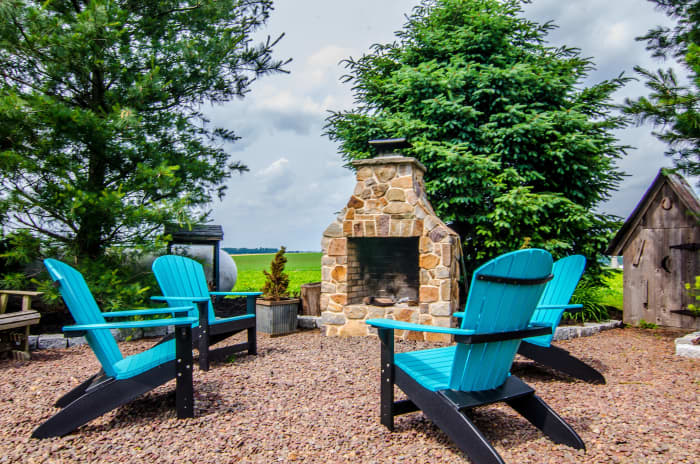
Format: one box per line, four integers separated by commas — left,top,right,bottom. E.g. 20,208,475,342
256,247,300,335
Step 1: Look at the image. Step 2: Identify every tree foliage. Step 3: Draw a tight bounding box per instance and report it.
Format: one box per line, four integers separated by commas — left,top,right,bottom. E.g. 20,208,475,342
326,0,629,278
0,0,288,259
261,246,290,300
624,0,700,181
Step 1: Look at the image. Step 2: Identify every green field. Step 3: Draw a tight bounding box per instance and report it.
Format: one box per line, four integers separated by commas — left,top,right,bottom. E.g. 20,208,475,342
598,269,623,310
230,252,322,295
229,252,626,311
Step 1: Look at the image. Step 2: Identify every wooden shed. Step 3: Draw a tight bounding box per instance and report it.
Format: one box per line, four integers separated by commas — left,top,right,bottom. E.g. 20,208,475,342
607,170,700,329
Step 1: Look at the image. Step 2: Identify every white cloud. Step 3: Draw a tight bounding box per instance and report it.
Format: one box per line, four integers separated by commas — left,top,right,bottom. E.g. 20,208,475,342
208,0,692,250
257,157,290,177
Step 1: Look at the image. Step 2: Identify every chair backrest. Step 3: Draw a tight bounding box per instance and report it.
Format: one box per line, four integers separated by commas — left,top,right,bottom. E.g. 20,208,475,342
527,255,586,346
44,259,123,377
450,249,553,391
152,255,215,323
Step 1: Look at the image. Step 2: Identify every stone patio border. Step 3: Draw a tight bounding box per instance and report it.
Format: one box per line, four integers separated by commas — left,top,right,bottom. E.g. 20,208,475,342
24,319,624,351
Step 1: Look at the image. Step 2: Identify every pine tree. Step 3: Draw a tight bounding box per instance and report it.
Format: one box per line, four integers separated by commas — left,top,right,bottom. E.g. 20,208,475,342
624,0,700,181
0,0,288,259
326,0,629,278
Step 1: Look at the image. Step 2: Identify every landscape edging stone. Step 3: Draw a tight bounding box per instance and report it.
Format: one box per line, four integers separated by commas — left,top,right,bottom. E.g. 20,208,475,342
27,318,622,351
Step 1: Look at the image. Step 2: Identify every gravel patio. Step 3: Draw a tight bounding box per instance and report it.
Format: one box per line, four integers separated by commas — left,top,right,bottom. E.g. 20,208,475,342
0,327,698,463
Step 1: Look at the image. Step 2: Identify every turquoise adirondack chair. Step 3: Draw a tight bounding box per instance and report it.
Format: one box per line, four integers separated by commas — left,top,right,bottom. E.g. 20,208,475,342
152,255,261,371
517,255,605,383
33,259,199,439
366,249,585,464
454,255,605,383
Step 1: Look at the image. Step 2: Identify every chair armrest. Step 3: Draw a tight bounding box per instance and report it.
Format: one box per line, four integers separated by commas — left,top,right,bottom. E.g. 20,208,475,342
151,295,210,302
366,319,551,344
365,318,476,336
63,315,198,332
537,304,583,311
209,291,262,297
102,306,194,318
453,324,551,344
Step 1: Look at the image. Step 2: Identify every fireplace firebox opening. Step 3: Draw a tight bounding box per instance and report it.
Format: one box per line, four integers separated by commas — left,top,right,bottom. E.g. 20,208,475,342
347,237,419,305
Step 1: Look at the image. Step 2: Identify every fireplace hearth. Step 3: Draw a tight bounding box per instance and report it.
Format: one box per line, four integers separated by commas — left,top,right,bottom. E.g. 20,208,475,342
320,142,460,342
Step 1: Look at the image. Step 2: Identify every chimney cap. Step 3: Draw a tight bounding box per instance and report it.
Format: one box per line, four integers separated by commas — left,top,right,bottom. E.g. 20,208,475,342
368,138,412,154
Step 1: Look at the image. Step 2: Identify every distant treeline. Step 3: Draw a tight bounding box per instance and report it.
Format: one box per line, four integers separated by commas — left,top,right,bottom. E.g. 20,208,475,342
224,247,318,255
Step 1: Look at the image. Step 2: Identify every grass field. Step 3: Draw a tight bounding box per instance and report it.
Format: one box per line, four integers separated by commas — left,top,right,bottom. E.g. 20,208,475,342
230,252,322,295
598,269,623,310
229,252,626,311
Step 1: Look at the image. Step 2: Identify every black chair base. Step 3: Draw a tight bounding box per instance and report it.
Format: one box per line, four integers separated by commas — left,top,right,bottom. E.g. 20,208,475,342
377,329,584,464
34,326,194,439
386,370,584,464
518,341,606,384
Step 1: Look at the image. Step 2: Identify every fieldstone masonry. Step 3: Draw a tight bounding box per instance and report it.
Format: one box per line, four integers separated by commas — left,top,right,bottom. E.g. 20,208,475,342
321,155,460,342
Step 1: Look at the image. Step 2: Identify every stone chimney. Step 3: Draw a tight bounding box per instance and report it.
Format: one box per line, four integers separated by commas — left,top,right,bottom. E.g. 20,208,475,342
320,139,460,343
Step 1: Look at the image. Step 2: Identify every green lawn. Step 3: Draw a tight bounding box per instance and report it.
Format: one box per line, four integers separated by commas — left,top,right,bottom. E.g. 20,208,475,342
598,269,623,311
230,252,322,295
229,252,626,311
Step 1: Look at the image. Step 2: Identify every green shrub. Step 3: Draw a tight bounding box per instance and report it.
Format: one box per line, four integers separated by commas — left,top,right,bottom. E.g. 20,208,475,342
638,319,658,329
684,276,700,316
261,247,291,301
565,278,610,323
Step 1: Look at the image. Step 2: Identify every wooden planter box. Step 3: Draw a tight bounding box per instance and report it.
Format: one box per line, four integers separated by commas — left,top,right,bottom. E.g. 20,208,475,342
256,298,300,335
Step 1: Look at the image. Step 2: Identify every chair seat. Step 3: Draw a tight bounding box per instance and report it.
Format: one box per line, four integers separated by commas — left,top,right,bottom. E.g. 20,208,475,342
395,346,456,392
523,333,551,347
210,313,255,326
113,338,176,380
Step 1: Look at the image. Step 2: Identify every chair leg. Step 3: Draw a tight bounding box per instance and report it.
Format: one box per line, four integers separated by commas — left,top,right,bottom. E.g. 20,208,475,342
196,301,210,372
54,371,105,408
506,393,585,450
33,363,175,439
518,341,606,384
378,328,395,431
394,368,507,464
175,325,194,419
247,326,257,356
432,399,507,464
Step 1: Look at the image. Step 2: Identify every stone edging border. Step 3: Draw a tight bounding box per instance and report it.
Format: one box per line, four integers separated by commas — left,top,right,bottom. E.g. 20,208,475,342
26,318,623,351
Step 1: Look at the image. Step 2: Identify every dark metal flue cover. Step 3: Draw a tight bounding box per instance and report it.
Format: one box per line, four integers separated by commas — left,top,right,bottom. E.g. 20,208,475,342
368,138,412,155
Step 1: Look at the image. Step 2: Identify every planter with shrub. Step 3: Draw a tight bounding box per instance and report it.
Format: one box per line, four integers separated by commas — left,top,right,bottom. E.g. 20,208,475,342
256,247,299,335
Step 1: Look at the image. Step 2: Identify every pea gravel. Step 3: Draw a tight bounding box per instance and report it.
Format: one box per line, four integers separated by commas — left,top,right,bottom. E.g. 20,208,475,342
0,327,698,463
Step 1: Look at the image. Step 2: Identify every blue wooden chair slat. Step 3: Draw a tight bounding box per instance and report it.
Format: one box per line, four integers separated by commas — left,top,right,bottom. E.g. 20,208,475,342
515,254,606,384
44,259,123,377
526,255,586,347
152,255,261,371
366,249,585,464
452,249,552,391
33,259,197,438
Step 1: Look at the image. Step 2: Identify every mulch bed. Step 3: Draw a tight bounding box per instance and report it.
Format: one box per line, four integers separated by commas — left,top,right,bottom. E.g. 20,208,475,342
0,327,698,463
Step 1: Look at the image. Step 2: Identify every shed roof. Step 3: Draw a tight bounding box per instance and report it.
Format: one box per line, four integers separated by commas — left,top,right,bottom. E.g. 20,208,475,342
164,224,223,244
606,169,700,255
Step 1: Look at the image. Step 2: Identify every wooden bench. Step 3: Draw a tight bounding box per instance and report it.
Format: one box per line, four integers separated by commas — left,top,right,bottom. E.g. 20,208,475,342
0,290,42,360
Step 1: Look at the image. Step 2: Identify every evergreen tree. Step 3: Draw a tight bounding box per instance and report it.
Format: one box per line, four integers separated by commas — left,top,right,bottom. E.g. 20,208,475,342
326,0,629,278
262,246,290,300
0,0,288,259
624,0,700,181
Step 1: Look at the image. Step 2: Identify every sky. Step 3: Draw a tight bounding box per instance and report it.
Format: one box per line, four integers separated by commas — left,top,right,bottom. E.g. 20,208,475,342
206,0,684,251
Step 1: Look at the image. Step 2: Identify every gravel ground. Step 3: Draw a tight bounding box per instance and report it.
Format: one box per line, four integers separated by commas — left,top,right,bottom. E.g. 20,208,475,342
0,327,698,463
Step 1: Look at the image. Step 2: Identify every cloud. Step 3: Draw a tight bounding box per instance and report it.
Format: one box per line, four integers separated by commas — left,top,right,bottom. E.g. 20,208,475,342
209,0,694,250
257,157,290,177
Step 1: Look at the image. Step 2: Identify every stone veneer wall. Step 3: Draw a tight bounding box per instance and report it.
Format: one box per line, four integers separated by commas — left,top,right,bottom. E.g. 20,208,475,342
320,156,460,343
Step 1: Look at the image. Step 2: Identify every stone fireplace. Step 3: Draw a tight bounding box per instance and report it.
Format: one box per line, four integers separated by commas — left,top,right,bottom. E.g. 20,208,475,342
320,142,460,342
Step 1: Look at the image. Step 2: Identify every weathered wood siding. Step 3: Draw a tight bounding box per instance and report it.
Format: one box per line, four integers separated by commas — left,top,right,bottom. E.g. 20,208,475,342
623,184,700,329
